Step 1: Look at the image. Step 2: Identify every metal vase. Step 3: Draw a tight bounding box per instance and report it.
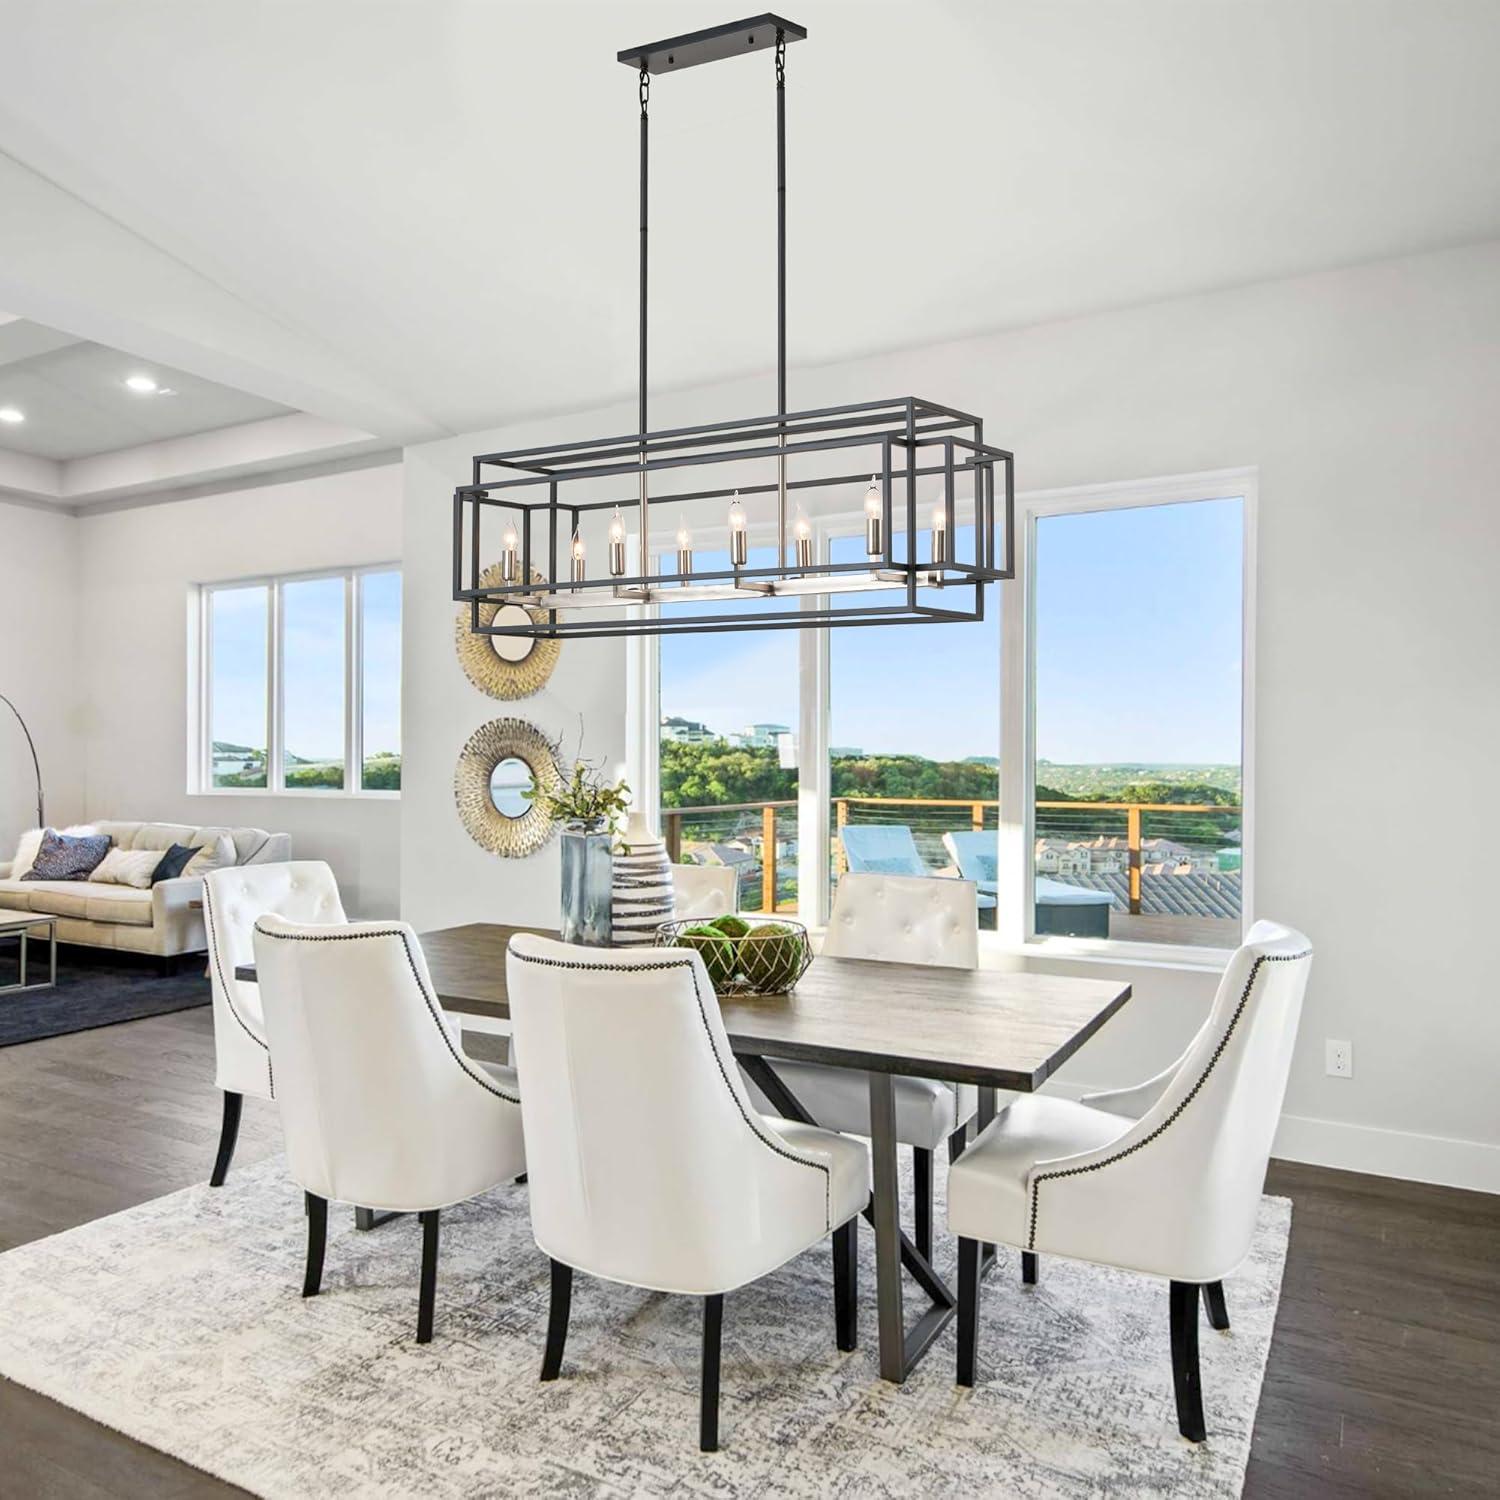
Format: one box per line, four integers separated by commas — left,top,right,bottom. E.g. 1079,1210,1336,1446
559,824,613,947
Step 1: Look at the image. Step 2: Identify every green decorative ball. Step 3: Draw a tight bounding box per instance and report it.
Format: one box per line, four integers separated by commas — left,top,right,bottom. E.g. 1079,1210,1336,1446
711,915,752,939
677,924,738,987
738,924,808,993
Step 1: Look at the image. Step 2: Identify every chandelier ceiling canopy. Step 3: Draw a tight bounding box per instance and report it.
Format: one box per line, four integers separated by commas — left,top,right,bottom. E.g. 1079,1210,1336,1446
455,14,1013,640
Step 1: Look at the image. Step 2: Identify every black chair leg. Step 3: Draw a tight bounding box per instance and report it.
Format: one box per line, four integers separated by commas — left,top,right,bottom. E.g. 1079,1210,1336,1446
700,1293,724,1452
209,1090,243,1187
416,1210,440,1344
1169,1280,1207,1441
302,1192,327,1297
1022,1250,1038,1285
540,1259,572,1380
956,1235,980,1387
947,1120,969,1164
913,1146,933,1261
1202,1280,1230,1331
832,1219,857,1351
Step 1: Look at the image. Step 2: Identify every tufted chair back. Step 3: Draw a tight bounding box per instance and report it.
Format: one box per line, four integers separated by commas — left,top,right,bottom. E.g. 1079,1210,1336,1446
204,861,346,1098
1026,921,1312,1282
823,872,978,969
670,862,738,921
252,916,525,1211
506,932,840,1295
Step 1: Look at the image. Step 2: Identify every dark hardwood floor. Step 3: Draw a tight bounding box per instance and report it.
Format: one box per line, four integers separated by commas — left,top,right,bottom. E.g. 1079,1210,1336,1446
1,1008,1496,1498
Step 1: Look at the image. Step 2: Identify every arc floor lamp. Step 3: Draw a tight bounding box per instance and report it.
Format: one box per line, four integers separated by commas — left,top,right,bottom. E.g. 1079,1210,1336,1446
1,693,45,829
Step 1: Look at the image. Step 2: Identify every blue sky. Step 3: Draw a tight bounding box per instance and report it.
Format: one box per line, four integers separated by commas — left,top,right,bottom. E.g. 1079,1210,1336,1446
210,572,401,762
661,497,1242,765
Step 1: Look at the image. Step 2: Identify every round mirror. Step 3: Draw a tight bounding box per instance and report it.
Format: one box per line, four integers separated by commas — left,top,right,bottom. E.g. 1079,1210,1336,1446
489,605,535,663
488,756,535,818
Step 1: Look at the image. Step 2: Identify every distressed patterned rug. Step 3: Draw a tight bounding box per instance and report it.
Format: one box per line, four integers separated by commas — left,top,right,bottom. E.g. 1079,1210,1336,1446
0,1153,1289,1497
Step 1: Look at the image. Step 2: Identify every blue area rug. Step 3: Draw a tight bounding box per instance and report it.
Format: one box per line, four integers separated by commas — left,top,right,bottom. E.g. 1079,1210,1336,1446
0,945,209,1047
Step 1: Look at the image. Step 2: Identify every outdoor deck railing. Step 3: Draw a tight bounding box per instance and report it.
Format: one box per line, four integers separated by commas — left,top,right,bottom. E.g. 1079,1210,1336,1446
662,794,1241,916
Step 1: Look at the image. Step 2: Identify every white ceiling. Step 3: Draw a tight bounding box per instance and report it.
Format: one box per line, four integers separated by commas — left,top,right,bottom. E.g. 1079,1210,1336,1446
0,0,1496,449
0,318,291,460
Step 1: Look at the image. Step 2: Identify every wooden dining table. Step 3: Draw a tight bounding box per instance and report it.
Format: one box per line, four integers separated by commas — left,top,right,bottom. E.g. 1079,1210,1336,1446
241,921,1131,1383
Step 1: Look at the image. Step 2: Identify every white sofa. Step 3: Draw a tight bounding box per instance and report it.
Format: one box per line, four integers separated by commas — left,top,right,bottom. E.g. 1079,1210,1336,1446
0,821,291,963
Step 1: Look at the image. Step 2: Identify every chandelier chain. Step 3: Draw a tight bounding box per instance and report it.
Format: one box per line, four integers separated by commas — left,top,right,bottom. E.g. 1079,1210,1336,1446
775,31,785,87
640,64,649,117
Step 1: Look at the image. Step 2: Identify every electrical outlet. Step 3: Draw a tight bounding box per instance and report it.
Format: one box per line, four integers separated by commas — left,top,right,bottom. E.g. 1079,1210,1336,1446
1325,1039,1353,1078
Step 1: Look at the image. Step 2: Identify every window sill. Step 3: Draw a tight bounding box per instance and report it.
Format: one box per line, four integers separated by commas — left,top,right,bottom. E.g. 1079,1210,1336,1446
187,788,400,802
981,931,1232,974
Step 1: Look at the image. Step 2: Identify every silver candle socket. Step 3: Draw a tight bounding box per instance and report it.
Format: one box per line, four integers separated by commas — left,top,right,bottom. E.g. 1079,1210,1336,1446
730,527,748,567
865,513,883,556
608,538,626,577
931,525,948,565
677,546,693,576
795,533,812,568
501,543,519,583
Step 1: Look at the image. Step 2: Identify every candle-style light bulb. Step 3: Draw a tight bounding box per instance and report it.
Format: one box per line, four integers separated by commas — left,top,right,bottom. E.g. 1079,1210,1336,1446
676,523,693,579
793,509,812,569
608,506,626,577
501,523,519,583
931,502,949,565
570,528,586,585
728,493,748,567
864,476,883,557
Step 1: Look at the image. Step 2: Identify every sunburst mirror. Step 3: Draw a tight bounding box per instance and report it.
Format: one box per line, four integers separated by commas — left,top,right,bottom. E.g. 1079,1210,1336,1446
455,563,561,699
454,718,562,857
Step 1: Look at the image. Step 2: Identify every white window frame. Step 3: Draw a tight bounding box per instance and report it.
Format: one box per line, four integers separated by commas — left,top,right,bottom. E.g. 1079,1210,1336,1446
999,467,1256,966
193,563,402,799
630,465,1254,968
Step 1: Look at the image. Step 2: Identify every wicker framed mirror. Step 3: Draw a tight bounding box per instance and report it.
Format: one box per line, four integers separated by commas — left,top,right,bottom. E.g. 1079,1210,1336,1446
454,718,563,857
455,563,561,700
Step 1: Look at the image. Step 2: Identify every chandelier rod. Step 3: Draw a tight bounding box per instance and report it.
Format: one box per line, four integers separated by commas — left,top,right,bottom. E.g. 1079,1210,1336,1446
776,28,788,571
638,63,650,582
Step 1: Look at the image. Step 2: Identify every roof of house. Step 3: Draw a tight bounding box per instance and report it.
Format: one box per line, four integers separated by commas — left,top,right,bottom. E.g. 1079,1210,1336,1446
1042,870,1242,921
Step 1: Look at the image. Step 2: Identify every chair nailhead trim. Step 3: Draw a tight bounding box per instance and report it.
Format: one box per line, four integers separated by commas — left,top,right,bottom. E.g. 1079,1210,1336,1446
509,946,832,1226
1026,950,1312,1251
253,922,520,1105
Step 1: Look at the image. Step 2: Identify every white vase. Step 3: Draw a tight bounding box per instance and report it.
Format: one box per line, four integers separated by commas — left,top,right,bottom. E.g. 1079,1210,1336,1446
610,812,674,946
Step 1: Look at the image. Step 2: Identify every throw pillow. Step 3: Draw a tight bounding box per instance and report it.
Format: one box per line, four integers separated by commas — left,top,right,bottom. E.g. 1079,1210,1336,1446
8,828,45,881
150,844,197,884
185,833,235,877
21,829,113,882
93,848,162,889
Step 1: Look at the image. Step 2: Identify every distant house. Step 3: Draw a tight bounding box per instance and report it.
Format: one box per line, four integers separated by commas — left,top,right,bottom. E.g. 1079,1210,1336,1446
661,715,715,744
727,722,791,749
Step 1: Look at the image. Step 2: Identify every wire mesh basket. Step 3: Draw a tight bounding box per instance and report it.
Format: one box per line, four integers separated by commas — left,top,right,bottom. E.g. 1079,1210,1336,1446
654,915,813,996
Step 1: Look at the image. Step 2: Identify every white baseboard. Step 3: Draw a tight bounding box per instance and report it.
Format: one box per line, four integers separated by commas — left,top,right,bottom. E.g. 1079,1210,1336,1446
1270,1112,1500,1195
1041,1078,1499,1196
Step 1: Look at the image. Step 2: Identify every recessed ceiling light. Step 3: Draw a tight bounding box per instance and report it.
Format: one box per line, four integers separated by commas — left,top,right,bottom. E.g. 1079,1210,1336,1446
125,373,159,393
0,406,24,423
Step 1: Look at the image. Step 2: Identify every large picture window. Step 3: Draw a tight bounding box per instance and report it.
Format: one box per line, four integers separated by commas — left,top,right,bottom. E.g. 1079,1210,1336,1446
199,566,401,796
645,470,1252,956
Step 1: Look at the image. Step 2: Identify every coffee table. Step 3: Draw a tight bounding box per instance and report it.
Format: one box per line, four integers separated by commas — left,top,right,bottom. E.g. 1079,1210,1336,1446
0,912,58,994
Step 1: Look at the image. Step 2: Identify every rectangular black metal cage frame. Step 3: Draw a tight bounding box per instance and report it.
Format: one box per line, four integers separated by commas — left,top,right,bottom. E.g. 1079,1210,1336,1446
453,395,1015,639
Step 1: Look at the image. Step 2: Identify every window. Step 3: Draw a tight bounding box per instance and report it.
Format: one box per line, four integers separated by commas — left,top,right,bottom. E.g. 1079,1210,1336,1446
199,566,401,796
1026,487,1247,950
206,585,270,790
658,545,799,913
828,525,999,920
641,470,1252,958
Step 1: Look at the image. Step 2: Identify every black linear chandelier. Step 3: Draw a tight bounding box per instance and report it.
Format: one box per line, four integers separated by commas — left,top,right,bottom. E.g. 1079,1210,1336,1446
454,14,1013,640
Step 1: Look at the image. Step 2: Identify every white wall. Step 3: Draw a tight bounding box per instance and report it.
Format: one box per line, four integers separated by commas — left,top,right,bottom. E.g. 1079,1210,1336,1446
0,501,85,857
76,464,404,916
402,240,1500,1192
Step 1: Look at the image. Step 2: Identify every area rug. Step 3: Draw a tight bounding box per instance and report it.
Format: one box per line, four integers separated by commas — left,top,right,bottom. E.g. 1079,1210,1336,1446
0,948,209,1047
0,1153,1290,1497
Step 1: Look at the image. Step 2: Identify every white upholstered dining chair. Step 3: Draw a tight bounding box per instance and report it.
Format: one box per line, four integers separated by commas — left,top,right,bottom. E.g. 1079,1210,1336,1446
670,861,738,920
202,861,346,1186
252,916,526,1343
505,933,869,1451
743,871,980,1259
949,920,1312,1441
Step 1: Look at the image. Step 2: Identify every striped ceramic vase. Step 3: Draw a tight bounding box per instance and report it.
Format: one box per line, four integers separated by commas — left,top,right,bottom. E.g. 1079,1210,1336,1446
610,814,674,946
